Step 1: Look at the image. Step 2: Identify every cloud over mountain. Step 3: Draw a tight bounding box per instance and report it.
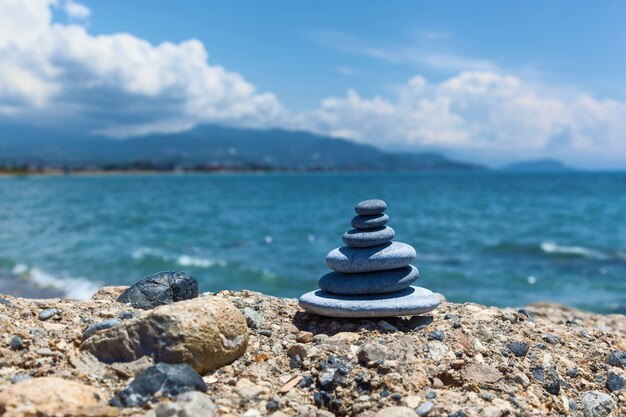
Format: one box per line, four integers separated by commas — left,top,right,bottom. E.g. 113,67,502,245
0,0,282,136
0,0,625,167
294,72,626,166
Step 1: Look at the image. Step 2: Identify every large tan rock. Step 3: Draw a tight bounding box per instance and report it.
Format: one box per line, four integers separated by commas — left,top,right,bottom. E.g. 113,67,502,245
81,296,248,374
0,377,117,417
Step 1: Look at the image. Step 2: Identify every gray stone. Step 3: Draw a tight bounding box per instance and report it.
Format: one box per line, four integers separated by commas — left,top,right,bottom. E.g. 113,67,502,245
298,286,440,318
581,390,615,417
342,226,395,248
606,372,626,392
416,401,434,416
351,213,389,230
326,242,416,273
117,271,198,309
318,265,419,295
606,350,626,368
150,392,215,417
9,336,23,350
508,341,529,357
242,307,262,329
110,363,207,408
82,318,121,341
38,308,61,321
355,199,387,215
10,374,31,384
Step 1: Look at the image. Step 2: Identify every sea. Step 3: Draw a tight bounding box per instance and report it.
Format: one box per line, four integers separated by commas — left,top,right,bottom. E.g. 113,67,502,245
0,171,625,314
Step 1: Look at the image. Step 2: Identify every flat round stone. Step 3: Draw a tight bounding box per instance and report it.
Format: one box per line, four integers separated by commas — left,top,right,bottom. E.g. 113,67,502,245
319,265,419,295
355,199,387,215
351,213,389,230
326,241,416,273
298,286,440,318
342,226,395,248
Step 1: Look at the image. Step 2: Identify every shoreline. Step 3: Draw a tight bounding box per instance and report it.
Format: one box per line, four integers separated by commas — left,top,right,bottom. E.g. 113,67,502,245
0,287,624,416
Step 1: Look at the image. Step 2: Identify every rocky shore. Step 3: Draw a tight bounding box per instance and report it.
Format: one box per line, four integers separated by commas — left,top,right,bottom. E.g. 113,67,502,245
0,287,625,417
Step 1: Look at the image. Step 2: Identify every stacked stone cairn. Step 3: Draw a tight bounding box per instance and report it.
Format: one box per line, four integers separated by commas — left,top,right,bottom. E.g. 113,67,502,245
299,199,440,318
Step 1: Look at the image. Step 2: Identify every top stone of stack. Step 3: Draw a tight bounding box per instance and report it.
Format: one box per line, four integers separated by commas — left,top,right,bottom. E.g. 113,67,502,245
354,199,387,216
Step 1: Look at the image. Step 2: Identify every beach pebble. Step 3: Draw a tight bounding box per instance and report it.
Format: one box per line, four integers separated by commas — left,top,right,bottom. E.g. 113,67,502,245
508,341,529,357
542,333,561,344
117,270,198,309
581,390,615,417
326,242,416,273
318,265,418,295
355,199,387,215
606,372,625,392
605,350,626,368
82,318,121,341
110,363,207,408
416,401,434,416
428,330,445,341
242,307,262,329
38,308,61,321
351,213,389,230
147,392,215,417
342,226,395,248
9,335,23,350
82,296,248,374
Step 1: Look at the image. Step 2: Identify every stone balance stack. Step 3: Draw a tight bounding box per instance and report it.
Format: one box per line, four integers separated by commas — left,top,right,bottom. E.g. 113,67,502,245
299,199,440,318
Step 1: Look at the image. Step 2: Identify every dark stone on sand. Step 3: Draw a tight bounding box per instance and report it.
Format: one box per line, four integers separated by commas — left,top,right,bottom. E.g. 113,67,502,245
606,350,626,368
82,318,121,341
428,330,445,341
117,271,198,309
606,372,626,392
110,363,207,408
9,336,23,350
508,341,529,357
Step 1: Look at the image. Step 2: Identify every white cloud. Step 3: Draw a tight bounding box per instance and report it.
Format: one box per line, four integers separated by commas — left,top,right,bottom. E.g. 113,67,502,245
64,0,90,21
0,1,625,167
309,29,498,73
0,0,282,135
292,71,626,167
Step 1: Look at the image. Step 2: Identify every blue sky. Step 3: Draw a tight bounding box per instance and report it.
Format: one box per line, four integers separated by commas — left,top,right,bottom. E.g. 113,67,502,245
81,1,626,109
2,0,626,168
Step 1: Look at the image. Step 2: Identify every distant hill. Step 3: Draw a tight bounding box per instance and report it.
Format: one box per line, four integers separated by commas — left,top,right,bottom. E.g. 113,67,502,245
501,158,573,172
0,124,483,171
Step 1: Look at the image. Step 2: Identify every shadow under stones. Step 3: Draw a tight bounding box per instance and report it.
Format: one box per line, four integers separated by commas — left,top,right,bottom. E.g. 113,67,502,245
292,311,434,336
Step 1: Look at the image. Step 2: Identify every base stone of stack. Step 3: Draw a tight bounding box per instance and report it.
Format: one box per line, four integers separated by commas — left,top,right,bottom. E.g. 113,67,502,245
298,286,440,318
318,265,419,295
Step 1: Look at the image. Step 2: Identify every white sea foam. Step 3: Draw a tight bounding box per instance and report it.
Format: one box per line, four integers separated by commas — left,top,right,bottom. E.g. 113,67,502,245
11,264,100,300
132,247,228,269
176,255,227,268
540,241,609,260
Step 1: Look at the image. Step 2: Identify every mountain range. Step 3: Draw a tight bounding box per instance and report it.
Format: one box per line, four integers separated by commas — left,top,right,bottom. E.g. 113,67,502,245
0,124,483,171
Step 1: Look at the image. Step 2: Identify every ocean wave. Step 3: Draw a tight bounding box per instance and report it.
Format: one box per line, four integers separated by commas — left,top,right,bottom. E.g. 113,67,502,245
176,255,227,268
11,264,100,299
132,248,229,269
540,241,609,260
488,240,612,261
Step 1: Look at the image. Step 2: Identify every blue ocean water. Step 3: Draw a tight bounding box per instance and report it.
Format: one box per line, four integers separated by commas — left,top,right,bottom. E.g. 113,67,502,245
0,172,625,313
